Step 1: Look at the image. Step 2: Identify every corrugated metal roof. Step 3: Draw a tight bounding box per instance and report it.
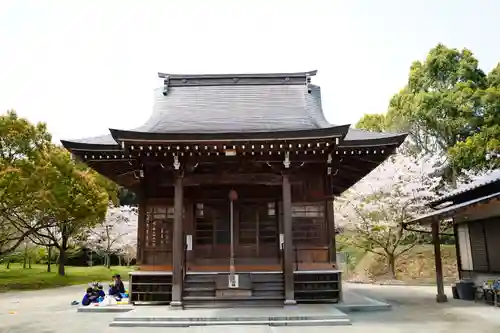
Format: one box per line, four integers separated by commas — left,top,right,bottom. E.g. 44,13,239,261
430,169,500,205
407,191,500,225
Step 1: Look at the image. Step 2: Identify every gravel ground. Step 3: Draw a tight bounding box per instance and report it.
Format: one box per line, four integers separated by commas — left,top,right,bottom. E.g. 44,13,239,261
1,283,499,333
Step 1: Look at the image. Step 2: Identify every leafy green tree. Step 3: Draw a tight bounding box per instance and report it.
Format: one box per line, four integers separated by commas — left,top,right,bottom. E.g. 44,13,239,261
355,114,387,132
449,64,500,171
356,44,498,186
0,110,53,258
29,147,114,276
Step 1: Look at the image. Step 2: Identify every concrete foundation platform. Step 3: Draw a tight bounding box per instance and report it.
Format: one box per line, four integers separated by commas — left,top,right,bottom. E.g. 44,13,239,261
76,304,134,313
109,304,351,327
334,289,392,312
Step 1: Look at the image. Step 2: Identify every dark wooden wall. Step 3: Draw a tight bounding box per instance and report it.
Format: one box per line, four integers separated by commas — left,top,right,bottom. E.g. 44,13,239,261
467,216,500,273
137,173,333,267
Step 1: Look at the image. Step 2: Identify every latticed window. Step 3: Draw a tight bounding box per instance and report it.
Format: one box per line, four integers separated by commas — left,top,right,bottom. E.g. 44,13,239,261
292,203,325,244
145,205,171,249
292,204,324,217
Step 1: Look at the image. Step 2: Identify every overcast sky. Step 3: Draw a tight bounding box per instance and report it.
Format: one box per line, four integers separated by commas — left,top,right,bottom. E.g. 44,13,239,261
1,0,500,143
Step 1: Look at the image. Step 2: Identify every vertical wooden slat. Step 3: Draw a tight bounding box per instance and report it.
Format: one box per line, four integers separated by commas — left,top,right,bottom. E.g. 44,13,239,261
256,209,260,257
171,175,184,308
326,198,336,264
282,173,296,305
137,199,146,264
453,222,462,280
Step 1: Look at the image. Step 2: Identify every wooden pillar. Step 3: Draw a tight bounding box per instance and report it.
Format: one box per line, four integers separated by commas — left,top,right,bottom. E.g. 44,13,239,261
326,198,336,265
282,173,296,305
170,174,184,308
185,202,194,270
136,198,146,264
432,220,448,303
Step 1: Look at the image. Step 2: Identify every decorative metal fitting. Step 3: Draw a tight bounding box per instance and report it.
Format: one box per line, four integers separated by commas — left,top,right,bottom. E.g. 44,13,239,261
283,151,290,169
173,154,180,170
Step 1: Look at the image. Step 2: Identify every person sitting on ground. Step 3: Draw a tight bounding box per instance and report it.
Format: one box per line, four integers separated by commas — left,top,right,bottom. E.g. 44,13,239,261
96,285,105,298
81,287,99,306
91,282,105,298
108,274,125,296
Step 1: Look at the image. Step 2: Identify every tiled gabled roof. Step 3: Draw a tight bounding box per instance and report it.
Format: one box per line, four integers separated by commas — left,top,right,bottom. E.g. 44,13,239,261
62,70,406,148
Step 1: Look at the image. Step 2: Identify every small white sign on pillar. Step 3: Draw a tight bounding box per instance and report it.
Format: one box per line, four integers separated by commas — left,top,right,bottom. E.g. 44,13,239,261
279,233,284,250
228,274,239,288
186,234,193,251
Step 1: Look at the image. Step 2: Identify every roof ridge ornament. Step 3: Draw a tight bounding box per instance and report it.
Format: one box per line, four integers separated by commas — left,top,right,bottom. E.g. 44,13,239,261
306,74,312,93
163,76,170,96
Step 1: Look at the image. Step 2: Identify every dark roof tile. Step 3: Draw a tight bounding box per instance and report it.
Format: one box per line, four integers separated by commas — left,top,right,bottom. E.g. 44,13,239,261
62,71,405,147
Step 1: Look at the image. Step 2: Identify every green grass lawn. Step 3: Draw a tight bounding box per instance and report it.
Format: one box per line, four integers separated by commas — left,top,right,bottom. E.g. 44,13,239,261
0,264,136,292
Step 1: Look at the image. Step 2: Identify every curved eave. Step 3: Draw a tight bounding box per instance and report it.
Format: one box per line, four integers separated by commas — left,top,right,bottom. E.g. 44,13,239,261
429,171,500,207
109,125,351,143
339,133,408,148
405,191,500,226
61,140,122,152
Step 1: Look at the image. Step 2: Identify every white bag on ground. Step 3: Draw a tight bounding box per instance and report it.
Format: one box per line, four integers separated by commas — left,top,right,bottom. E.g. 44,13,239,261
101,296,117,306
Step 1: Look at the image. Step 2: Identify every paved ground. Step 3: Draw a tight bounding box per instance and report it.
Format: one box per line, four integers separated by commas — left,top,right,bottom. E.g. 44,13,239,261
1,283,500,333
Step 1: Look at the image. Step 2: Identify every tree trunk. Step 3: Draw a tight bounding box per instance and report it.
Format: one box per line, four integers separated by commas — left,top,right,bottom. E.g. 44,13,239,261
28,256,32,269
58,234,69,276
388,254,396,279
47,246,52,273
23,244,28,269
58,249,66,276
118,255,122,266
6,260,10,269
451,167,458,189
106,254,111,269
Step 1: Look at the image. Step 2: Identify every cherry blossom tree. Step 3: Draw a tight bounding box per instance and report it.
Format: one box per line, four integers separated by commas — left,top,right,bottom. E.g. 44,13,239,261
335,154,440,278
87,203,137,268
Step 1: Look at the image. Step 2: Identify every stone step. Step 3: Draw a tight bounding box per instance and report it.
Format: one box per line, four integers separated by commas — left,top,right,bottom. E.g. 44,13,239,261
184,278,217,283
183,291,215,296
110,318,351,327
252,283,284,291
183,287,215,292
183,300,284,309
251,274,283,283
183,295,284,301
252,290,285,298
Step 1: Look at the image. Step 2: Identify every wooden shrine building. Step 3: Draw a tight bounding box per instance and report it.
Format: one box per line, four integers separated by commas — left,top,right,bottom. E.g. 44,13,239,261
62,70,406,308
405,171,500,303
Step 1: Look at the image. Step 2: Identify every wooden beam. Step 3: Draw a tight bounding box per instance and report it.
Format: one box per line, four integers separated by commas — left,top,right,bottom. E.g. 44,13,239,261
182,173,283,186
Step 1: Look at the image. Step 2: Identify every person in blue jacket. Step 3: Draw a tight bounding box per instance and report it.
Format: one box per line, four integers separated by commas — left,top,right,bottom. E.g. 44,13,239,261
81,287,99,306
108,274,125,296
95,284,105,298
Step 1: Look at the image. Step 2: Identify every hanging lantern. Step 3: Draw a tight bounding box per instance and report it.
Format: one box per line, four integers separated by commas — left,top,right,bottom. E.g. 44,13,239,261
229,189,238,201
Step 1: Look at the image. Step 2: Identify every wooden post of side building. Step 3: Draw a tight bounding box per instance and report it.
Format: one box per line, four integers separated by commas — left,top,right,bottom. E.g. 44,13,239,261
282,173,296,305
432,219,448,303
170,174,184,308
